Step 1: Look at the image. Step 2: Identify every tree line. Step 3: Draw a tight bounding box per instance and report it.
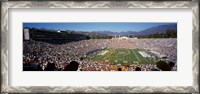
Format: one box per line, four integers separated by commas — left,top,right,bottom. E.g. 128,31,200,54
134,30,177,38
86,35,113,39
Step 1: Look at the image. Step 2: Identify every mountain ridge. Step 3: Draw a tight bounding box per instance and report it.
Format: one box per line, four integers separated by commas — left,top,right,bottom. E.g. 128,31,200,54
93,24,177,36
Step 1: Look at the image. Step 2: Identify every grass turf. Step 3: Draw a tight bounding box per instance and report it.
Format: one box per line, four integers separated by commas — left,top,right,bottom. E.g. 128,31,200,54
88,48,156,65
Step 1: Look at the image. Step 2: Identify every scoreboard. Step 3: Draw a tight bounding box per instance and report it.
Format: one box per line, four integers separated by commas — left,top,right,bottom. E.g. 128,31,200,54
23,28,30,40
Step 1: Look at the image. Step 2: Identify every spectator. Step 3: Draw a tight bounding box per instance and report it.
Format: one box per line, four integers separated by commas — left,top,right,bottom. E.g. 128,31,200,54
65,61,79,71
156,61,171,71
135,67,141,71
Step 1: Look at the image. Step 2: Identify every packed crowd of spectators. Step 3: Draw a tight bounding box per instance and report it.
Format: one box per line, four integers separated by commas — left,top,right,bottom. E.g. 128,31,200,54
132,38,177,71
23,38,177,71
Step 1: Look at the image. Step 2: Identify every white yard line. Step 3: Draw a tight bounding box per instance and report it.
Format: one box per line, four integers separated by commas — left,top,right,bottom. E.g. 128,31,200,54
104,50,113,60
138,51,150,63
125,50,131,63
103,56,107,60
132,50,140,62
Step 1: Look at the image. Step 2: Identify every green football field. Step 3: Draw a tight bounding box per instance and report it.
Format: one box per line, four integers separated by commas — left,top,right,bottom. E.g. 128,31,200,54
88,48,157,65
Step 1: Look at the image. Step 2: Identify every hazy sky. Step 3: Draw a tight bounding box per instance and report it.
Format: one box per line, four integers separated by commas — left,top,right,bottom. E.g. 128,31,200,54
23,22,176,32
